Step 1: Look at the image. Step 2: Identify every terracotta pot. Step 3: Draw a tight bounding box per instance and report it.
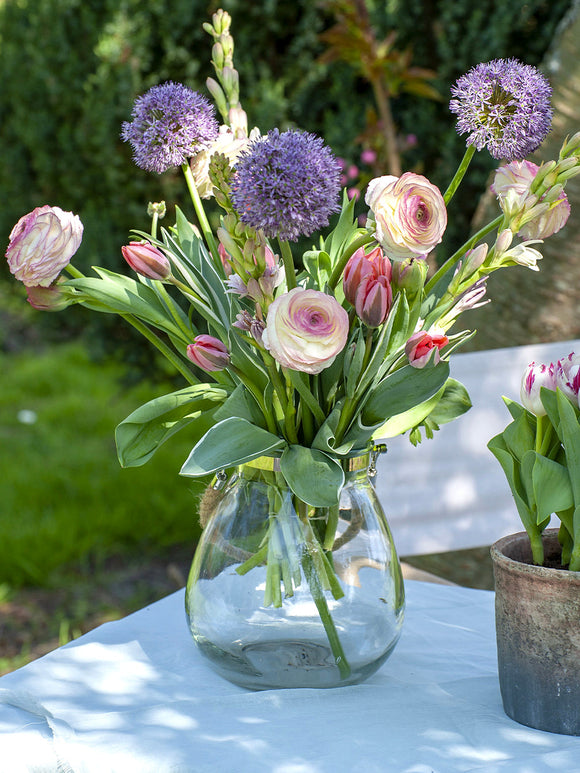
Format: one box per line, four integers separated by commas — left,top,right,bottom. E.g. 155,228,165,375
491,529,580,736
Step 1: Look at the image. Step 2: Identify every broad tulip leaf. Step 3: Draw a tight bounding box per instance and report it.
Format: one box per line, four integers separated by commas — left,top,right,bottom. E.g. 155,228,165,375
425,378,472,425
180,417,286,477
361,361,450,427
503,413,535,462
372,383,446,439
115,384,229,467
488,434,535,532
531,452,573,524
557,389,580,503
280,445,345,507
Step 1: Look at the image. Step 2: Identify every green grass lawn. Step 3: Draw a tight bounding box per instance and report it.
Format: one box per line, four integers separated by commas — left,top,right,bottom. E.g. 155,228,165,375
0,342,208,586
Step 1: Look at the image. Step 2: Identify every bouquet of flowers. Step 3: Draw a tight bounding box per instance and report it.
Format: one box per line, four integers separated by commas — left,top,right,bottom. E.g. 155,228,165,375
489,354,580,571
5,9,580,683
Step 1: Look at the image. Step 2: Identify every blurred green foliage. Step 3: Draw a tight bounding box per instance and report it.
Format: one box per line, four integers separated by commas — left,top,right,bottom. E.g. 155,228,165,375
0,0,570,281
0,342,208,586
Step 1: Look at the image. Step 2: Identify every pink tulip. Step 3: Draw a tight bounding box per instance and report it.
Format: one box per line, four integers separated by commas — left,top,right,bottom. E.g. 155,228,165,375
186,335,230,372
344,245,393,327
121,242,171,281
6,205,83,287
521,361,557,415
405,331,449,369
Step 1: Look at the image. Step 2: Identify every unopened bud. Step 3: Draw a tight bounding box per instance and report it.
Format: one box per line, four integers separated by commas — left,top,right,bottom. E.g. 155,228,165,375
121,242,171,281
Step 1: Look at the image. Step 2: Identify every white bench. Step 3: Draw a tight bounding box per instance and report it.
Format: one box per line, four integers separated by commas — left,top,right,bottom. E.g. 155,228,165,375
376,338,580,556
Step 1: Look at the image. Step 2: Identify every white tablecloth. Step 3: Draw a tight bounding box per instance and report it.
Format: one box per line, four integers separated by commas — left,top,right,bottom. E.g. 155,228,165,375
378,339,580,555
1,581,579,773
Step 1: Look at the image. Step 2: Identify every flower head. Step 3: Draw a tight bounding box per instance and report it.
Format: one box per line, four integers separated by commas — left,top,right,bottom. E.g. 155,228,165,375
230,129,341,241
121,82,219,174
521,361,557,415
365,173,447,260
6,205,83,287
450,59,552,161
25,282,72,312
405,331,448,369
262,287,349,374
186,335,230,372
555,352,580,403
121,242,172,281
343,245,393,327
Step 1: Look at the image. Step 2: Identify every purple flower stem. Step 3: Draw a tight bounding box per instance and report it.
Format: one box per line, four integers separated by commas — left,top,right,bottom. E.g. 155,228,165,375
443,144,476,205
181,163,222,272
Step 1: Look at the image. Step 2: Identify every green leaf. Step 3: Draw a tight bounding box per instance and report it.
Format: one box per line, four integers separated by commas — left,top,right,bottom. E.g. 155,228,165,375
323,189,359,267
373,383,446,439
312,405,358,457
427,378,472,425
280,445,345,507
213,382,267,429
344,328,365,399
487,434,535,532
115,384,229,467
557,389,580,503
502,396,526,422
361,361,450,427
180,417,286,477
531,453,574,524
503,412,536,461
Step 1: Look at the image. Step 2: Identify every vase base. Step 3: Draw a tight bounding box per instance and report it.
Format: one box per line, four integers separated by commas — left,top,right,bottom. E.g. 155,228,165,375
194,634,400,690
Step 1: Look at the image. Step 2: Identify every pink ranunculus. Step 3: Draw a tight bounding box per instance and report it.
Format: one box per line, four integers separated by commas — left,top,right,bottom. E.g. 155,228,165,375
521,361,557,415
186,335,230,372
405,331,449,369
365,172,447,261
121,242,172,280
262,287,349,374
555,353,580,403
6,205,83,287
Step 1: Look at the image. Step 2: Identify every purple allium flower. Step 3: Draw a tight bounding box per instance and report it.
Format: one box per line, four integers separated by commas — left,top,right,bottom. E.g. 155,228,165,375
230,129,341,241
121,82,219,174
449,59,552,161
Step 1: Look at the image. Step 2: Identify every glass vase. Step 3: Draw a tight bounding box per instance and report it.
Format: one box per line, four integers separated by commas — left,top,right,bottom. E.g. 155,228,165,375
185,449,405,690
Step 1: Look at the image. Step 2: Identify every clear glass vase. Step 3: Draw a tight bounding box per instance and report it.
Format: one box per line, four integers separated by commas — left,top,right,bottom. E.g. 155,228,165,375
185,449,405,689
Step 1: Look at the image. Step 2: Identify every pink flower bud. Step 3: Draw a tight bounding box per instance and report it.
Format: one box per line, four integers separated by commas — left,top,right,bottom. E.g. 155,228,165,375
521,361,557,415
354,275,392,327
343,249,374,305
6,205,83,287
121,242,171,281
360,149,377,165
405,331,448,369
186,335,230,372
25,283,71,312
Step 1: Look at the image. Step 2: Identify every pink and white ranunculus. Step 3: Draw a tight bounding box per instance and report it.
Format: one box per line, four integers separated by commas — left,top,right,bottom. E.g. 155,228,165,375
262,287,349,374
521,361,557,415
405,330,449,369
6,205,83,287
365,172,447,260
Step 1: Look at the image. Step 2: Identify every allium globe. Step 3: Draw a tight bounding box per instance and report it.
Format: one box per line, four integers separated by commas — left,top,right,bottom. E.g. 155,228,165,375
450,59,552,161
230,129,341,241
121,82,219,174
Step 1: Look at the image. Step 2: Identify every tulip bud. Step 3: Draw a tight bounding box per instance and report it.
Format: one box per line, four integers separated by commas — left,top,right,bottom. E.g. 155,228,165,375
555,353,580,403
186,335,230,372
521,361,557,415
25,282,71,312
354,275,392,327
405,331,448,369
121,242,171,281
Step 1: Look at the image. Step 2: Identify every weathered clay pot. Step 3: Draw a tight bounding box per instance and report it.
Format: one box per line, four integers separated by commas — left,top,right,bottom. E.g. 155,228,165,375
491,529,580,736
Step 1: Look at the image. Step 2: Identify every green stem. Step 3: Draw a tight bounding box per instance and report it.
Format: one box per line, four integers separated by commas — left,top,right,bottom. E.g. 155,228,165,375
328,233,374,291
444,144,476,205
425,214,503,294
230,365,278,436
181,162,221,268
529,528,545,566
64,265,85,279
154,282,194,342
279,239,297,290
151,211,159,240
264,356,299,443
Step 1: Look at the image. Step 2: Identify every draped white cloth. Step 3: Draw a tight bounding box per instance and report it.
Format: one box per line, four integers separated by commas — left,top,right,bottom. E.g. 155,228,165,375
376,339,580,556
1,582,580,772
